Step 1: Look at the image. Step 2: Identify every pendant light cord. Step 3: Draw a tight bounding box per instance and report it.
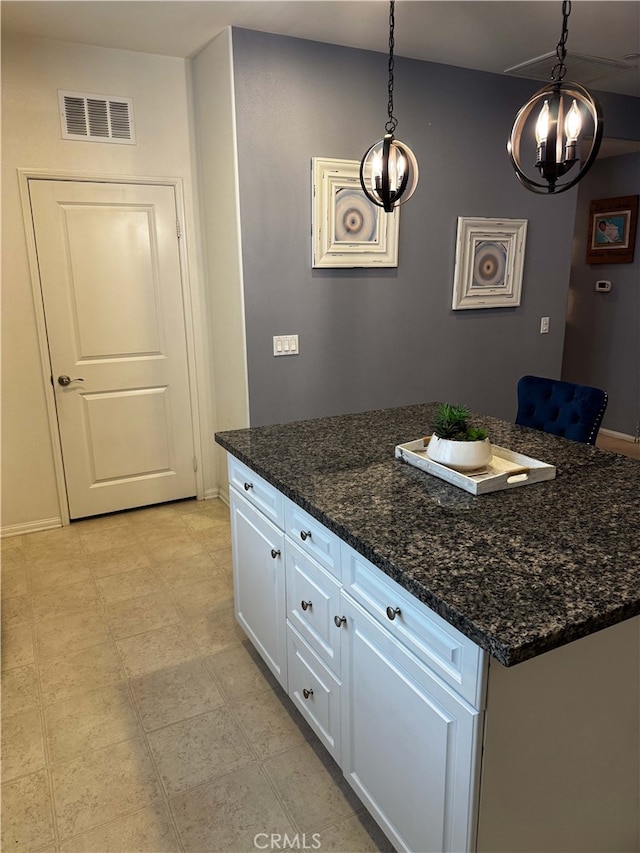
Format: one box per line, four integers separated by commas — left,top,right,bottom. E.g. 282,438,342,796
385,0,398,134
551,0,571,82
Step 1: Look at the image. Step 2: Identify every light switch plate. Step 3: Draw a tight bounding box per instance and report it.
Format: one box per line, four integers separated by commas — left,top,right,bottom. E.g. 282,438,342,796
273,335,299,356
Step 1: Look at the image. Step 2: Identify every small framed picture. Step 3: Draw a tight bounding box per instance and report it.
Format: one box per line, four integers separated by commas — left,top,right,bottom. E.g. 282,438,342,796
452,217,528,310
586,195,638,264
311,157,399,268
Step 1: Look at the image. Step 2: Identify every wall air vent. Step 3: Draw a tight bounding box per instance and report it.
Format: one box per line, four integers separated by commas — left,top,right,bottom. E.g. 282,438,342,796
505,51,635,86
58,90,136,144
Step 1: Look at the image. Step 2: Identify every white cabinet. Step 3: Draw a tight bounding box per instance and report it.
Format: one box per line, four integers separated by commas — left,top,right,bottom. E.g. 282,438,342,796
340,593,483,853
227,453,485,853
229,486,287,689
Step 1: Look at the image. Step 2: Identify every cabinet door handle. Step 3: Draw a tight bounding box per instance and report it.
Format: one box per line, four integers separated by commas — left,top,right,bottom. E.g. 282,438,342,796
334,615,346,628
300,530,312,541
244,482,253,491
302,688,313,699
386,606,401,621
270,549,281,559
301,600,312,611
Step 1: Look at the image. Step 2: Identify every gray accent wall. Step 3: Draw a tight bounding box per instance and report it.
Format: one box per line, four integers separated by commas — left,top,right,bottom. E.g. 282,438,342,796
563,151,640,435
231,27,638,428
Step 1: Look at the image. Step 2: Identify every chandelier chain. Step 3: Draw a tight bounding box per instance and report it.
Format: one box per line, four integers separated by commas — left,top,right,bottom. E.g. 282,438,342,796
551,0,571,81
385,0,398,134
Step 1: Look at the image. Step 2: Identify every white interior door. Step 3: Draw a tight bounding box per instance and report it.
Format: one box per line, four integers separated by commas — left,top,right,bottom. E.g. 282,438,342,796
29,179,197,519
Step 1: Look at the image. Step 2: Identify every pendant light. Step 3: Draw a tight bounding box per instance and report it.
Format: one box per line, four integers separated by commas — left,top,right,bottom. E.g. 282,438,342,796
507,0,603,194
360,0,419,212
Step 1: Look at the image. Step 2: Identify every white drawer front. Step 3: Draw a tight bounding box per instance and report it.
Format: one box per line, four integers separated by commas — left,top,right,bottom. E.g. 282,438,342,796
342,542,486,708
228,455,284,528
287,624,342,763
285,500,341,580
286,540,342,676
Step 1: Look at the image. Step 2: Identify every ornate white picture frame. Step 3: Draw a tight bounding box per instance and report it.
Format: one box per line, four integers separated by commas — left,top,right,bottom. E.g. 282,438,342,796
452,217,527,309
312,157,399,268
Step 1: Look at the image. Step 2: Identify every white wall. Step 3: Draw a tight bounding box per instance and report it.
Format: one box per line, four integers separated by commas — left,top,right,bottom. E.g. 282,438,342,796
191,28,249,502
1,34,216,531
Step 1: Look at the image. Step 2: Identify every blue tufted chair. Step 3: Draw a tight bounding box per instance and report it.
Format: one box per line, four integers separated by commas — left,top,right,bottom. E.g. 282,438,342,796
516,375,608,445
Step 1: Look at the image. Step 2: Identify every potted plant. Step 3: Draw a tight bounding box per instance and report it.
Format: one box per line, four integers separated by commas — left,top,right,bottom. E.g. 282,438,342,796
426,403,492,472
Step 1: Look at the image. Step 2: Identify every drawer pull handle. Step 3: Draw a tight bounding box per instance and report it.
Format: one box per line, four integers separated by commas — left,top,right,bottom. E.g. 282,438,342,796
386,606,401,621
300,530,312,541
334,615,346,628
302,688,313,699
301,600,312,611
270,549,281,559
243,482,253,491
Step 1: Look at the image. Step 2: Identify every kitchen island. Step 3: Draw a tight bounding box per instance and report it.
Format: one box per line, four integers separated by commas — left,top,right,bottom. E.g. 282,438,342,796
216,403,640,852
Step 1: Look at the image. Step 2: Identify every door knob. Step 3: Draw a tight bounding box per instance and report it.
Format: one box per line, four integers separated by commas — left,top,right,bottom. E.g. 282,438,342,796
57,375,84,386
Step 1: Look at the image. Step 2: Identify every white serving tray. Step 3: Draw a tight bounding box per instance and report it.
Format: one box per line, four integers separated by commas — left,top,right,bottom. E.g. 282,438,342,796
395,437,556,495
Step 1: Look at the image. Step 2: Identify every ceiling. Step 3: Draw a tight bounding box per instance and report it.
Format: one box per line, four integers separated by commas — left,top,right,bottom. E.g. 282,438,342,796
2,1,639,97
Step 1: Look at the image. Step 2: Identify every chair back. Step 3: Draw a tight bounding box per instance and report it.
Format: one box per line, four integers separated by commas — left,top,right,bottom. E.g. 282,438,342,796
516,375,608,445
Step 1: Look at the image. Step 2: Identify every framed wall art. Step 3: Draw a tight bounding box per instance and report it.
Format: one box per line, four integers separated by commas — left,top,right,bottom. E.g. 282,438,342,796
586,195,638,265
452,217,528,310
311,157,399,268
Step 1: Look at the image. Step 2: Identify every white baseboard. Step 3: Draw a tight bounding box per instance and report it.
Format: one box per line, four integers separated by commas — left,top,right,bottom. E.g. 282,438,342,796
599,428,638,443
1,517,63,539
204,487,229,507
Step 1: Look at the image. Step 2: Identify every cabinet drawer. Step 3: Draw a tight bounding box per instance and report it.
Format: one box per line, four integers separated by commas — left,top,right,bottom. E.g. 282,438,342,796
285,500,341,580
287,624,342,764
342,543,486,708
228,455,284,528
286,540,342,676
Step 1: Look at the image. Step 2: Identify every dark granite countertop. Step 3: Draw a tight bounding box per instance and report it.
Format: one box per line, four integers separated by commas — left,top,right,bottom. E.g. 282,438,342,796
215,403,640,667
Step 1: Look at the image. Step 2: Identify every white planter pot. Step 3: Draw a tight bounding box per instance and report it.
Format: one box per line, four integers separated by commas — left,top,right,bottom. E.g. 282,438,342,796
426,436,492,472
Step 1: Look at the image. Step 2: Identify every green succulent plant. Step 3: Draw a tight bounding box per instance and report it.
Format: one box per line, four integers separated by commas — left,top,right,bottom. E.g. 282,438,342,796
432,403,488,442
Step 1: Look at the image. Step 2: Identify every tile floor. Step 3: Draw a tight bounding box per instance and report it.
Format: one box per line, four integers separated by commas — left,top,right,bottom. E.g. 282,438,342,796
1,498,394,853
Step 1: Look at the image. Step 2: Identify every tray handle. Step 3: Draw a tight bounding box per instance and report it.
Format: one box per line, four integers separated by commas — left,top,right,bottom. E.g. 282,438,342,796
506,466,529,483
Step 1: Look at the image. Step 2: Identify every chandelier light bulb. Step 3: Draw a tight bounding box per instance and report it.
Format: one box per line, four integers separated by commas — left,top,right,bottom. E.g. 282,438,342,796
535,100,550,144
564,99,582,142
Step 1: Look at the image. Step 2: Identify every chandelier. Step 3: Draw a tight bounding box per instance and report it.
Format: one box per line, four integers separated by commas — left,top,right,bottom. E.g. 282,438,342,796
507,0,603,194
359,0,419,211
